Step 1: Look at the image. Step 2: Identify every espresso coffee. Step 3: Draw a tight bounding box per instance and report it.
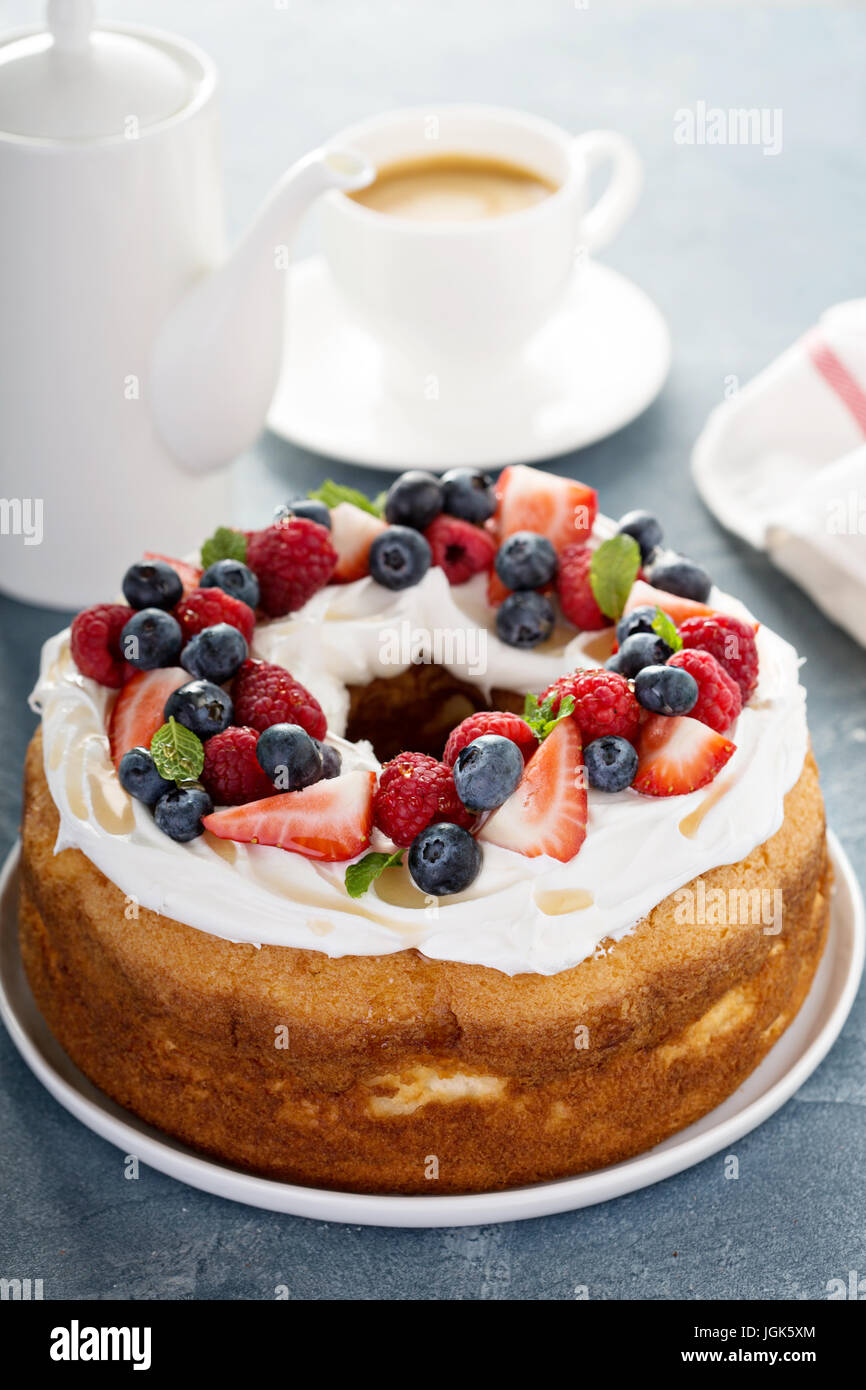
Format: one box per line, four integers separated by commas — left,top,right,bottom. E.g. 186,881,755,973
349,153,557,221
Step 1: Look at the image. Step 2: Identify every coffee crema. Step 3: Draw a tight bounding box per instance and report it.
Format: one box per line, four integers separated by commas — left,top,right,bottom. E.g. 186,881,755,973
348,153,558,221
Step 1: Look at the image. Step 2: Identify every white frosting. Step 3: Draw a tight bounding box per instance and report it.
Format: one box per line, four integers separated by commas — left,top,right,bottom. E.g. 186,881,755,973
30,539,809,977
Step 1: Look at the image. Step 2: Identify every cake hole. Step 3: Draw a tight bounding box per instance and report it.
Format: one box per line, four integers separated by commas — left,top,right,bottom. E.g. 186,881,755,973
345,663,524,762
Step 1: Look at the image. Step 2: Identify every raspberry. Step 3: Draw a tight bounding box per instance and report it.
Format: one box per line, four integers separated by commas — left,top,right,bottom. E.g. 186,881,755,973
556,544,608,631
542,669,641,744
667,649,742,733
174,587,255,645
246,518,337,618
231,659,326,739
373,751,475,847
678,614,759,702
424,515,496,585
201,726,274,805
443,711,537,767
70,604,132,688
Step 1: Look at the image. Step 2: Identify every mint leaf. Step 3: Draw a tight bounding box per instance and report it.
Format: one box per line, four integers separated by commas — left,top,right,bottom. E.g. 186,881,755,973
345,849,404,898
589,535,641,621
150,717,204,783
308,479,383,517
201,525,246,569
523,692,542,731
523,691,575,741
652,606,682,651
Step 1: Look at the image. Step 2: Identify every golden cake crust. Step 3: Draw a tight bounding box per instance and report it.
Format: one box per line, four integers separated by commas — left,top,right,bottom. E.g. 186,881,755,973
19,732,830,1193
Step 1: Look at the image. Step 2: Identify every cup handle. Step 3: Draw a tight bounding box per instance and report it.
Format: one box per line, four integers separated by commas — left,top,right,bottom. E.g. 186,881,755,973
573,130,643,253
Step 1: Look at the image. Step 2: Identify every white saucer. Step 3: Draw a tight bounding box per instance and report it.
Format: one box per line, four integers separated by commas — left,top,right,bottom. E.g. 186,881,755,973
267,256,671,471
1,834,861,1228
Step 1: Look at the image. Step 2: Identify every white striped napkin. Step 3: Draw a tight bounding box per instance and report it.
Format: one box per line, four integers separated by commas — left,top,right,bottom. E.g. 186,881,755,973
692,299,866,646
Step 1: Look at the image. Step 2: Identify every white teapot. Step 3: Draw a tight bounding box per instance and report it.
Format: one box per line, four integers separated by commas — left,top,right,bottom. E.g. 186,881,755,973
0,1,373,607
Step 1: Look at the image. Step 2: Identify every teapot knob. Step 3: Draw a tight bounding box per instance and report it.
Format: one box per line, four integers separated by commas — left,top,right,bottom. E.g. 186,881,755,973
47,0,94,54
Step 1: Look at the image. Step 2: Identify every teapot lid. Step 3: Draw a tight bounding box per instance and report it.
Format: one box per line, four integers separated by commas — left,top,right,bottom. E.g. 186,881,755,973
0,1,201,141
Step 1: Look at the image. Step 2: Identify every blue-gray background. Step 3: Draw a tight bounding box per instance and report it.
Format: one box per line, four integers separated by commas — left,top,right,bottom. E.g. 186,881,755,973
1,0,864,1299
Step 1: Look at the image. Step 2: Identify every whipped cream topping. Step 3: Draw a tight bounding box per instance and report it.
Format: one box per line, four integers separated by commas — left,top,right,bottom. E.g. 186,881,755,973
31,537,808,977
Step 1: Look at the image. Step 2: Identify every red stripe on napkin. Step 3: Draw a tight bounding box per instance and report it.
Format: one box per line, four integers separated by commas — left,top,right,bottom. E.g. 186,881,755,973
806,331,866,435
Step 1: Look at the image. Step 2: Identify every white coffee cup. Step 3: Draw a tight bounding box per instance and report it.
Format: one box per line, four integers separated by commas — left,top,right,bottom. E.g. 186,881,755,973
321,104,642,395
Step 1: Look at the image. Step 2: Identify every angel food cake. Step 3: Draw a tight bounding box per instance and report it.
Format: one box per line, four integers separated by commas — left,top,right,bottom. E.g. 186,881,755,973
20,466,829,1193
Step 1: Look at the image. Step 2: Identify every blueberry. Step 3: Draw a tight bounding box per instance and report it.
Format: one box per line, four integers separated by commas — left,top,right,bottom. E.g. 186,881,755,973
200,558,260,610
496,590,556,648
315,740,342,780
121,608,183,670
610,630,674,677
154,783,213,842
494,531,557,591
256,723,323,790
118,747,174,807
181,623,248,684
122,560,183,611
584,736,639,792
634,664,698,716
384,470,443,530
368,526,432,590
453,734,523,812
274,498,331,530
164,680,233,740
617,510,663,564
647,550,712,604
440,468,496,524
616,605,667,647
408,822,482,897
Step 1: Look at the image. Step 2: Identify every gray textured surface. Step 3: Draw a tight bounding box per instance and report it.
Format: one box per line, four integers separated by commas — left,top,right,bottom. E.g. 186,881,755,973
1,0,865,1300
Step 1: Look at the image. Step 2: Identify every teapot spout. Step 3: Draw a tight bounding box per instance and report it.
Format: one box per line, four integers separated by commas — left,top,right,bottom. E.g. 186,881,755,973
151,146,374,473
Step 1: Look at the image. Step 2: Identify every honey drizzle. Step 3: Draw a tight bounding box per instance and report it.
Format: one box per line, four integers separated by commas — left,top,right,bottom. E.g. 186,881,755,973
534,888,594,915
89,771,135,835
372,866,431,911
205,833,238,864
64,736,94,820
678,777,733,838
48,707,91,770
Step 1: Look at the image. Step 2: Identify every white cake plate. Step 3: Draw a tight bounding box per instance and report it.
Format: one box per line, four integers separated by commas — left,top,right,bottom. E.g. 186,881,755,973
0,833,861,1229
266,255,671,470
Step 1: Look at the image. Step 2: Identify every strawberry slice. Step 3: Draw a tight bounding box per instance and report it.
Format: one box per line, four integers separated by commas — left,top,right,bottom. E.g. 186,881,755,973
478,718,587,862
329,502,387,582
633,714,735,797
108,667,189,768
143,552,202,597
494,464,597,552
623,579,713,627
202,770,375,861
